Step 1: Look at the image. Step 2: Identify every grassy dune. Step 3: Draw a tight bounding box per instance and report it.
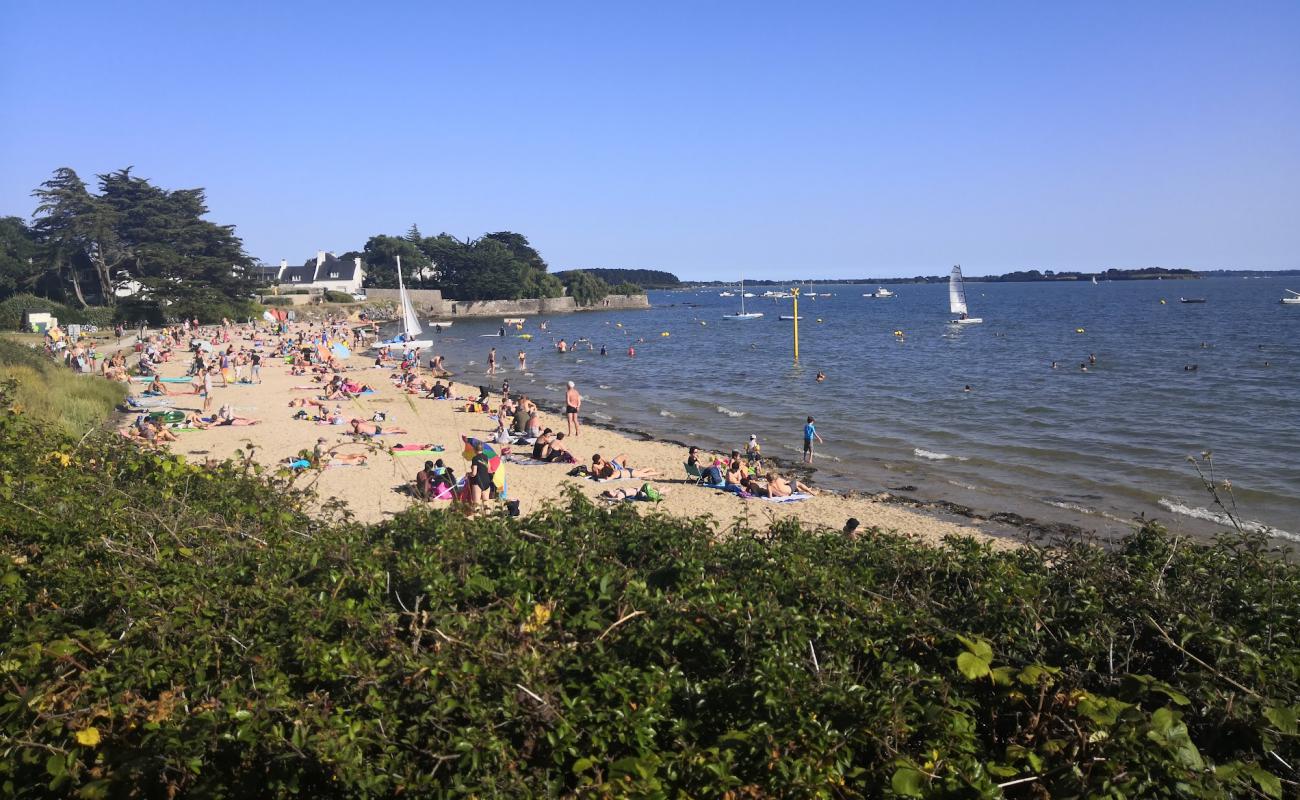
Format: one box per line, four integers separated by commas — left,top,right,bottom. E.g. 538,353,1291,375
0,337,125,436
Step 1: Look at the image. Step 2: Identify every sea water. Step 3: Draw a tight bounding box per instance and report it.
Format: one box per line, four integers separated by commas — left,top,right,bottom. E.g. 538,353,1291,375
397,276,1300,544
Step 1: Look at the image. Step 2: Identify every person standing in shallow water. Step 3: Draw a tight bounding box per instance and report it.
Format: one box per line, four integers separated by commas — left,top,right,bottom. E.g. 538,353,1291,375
565,381,582,437
803,415,823,464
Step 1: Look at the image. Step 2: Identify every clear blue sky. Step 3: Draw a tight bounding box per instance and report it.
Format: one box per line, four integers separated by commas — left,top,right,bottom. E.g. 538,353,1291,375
2,1,1297,279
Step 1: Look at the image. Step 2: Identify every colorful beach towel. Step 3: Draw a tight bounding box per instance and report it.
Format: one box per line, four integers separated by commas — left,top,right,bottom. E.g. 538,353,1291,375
762,493,815,503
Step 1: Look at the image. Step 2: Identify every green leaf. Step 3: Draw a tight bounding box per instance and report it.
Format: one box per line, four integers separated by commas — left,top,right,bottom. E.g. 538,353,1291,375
1246,764,1282,799
957,651,991,680
1263,705,1298,735
571,757,595,774
890,767,925,797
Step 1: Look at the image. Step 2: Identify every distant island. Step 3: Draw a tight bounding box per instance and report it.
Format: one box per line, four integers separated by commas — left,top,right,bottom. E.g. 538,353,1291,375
684,266,1300,287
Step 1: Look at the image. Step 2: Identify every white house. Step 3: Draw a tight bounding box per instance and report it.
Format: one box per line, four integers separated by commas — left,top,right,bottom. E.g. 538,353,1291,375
256,251,366,295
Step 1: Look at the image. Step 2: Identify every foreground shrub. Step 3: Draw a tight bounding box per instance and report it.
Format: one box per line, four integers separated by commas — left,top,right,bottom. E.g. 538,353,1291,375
0,392,1295,797
322,290,355,303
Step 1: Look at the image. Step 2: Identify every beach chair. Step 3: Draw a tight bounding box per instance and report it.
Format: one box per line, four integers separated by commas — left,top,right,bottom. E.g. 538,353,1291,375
685,461,707,485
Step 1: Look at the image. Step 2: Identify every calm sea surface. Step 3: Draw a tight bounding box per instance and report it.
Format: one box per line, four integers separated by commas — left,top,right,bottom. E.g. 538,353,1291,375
397,276,1300,543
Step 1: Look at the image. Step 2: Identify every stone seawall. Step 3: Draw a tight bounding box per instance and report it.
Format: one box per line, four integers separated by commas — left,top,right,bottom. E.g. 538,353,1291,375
384,293,649,317
364,288,444,305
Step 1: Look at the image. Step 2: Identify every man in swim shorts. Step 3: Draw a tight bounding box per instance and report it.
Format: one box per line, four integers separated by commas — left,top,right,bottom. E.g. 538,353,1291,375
564,381,582,437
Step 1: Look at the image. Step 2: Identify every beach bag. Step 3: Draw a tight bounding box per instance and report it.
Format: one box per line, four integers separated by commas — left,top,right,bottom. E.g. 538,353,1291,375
639,483,662,501
551,451,577,464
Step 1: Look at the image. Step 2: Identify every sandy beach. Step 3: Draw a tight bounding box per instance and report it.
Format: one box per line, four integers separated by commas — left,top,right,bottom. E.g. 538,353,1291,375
129,325,1006,548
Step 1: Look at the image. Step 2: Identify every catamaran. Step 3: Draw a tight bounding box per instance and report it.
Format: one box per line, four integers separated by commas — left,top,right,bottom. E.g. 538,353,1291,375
948,265,983,324
723,278,763,320
1282,289,1300,305
374,255,433,351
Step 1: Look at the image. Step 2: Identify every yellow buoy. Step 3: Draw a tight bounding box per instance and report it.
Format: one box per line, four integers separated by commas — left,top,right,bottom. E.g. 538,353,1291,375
893,330,904,336
661,331,670,337
1160,299,1167,305
616,323,623,328
816,318,823,323
1076,328,1086,334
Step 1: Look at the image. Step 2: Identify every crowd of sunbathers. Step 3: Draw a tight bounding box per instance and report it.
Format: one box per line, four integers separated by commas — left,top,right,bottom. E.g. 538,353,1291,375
685,442,820,498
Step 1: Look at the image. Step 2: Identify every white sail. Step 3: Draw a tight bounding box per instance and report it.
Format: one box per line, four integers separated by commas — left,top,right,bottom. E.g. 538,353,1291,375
396,255,423,338
948,265,968,316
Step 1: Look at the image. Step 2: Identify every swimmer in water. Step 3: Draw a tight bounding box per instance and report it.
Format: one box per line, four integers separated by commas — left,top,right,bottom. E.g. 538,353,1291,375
1051,361,1059,369
627,346,635,357
1080,363,1088,371
1184,364,1198,371
815,371,825,383
963,385,972,392
1088,353,1097,365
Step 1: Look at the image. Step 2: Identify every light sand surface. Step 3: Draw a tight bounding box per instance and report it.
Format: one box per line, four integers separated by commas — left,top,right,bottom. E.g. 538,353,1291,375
132,328,1007,548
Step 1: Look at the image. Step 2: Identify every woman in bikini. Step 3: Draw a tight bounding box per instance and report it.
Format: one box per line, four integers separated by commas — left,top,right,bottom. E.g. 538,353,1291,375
590,453,661,480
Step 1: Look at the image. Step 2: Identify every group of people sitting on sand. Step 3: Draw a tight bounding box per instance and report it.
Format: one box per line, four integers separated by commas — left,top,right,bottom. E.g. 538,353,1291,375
686,444,819,498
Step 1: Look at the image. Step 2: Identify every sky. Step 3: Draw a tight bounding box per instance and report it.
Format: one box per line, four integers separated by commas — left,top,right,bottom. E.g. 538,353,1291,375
2,1,1298,280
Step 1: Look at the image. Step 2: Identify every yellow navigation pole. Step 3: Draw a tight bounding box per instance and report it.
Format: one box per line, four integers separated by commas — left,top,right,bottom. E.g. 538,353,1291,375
791,287,800,362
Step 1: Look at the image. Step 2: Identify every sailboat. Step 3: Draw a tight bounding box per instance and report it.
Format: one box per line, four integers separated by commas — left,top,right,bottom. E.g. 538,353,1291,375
1091,276,1098,285
948,265,983,324
722,277,763,320
1281,289,1300,305
373,255,433,350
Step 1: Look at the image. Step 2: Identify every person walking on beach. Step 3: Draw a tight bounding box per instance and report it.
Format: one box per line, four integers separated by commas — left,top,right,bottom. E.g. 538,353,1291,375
802,415,823,464
201,367,214,414
565,381,582,437
487,347,497,375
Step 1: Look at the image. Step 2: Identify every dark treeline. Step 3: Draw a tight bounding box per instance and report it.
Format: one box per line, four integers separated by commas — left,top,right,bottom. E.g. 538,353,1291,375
686,267,1210,288
555,268,680,289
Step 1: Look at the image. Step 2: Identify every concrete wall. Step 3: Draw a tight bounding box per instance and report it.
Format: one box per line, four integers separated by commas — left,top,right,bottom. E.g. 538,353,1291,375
434,293,650,318
364,288,444,306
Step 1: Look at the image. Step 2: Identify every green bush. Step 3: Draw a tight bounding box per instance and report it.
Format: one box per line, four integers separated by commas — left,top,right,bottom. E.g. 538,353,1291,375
262,297,294,307
322,290,355,303
610,281,645,295
284,289,310,296
0,390,1295,797
0,293,114,330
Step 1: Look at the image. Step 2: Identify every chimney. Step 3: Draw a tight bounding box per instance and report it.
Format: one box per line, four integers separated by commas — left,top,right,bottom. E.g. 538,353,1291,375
316,250,326,268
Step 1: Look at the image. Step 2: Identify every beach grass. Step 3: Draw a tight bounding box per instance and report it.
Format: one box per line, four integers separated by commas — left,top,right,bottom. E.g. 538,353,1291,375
0,337,125,436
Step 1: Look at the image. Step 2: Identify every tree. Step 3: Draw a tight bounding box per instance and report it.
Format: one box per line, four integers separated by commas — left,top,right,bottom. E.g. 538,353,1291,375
561,270,610,305
404,223,422,243
363,235,433,289
30,167,116,307
28,167,254,311
483,231,548,274
0,217,40,300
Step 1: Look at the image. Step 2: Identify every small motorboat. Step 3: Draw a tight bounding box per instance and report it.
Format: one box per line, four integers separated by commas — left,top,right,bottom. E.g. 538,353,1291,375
778,315,802,321
503,317,525,324
427,320,454,329
864,287,896,298
1282,290,1300,305
1180,297,1207,304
